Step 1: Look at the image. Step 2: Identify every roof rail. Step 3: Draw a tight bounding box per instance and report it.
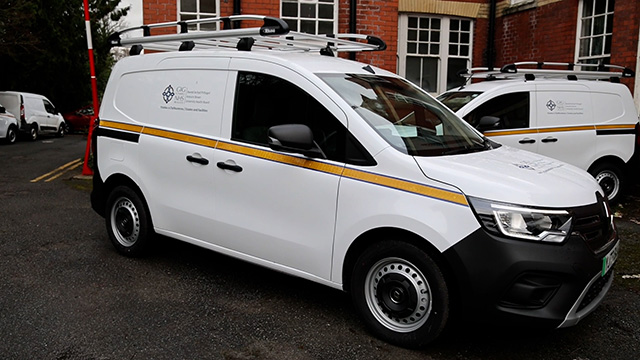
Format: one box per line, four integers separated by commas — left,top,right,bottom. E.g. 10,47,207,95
108,14,386,56
459,61,635,81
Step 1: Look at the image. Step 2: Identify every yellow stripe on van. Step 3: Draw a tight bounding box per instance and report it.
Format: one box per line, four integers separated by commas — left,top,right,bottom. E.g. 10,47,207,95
142,127,218,148
537,125,594,133
485,124,637,137
216,141,345,176
595,124,637,131
100,120,144,133
342,168,468,206
484,129,537,137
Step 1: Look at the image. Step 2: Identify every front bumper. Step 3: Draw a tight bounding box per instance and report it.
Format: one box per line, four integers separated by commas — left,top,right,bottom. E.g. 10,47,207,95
443,216,617,328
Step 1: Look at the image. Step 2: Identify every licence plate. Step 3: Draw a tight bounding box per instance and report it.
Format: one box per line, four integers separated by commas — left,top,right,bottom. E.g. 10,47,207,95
602,241,620,277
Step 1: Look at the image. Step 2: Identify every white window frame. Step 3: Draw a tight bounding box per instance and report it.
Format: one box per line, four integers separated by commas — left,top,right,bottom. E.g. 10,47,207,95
280,0,338,35
575,0,614,64
397,14,473,95
178,0,221,31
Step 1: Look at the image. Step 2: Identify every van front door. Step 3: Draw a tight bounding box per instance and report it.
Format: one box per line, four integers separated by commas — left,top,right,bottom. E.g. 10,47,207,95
210,66,348,280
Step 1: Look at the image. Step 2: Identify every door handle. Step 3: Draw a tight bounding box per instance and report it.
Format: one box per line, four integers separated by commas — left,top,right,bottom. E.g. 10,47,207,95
541,137,558,143
518,138,536,144
186,154,209,165
217,161,243,172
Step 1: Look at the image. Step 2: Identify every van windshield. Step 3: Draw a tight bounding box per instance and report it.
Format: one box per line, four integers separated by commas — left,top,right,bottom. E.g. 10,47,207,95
319,74,489,157
436,91,482,112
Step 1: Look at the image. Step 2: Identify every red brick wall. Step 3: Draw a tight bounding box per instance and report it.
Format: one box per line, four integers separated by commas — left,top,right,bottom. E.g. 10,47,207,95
609,0,639,91
491,2,579,65
143,0,177,35
347,0,399,72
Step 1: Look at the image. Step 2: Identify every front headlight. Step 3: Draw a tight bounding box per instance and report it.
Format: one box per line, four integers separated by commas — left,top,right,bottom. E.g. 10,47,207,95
469,197,573,243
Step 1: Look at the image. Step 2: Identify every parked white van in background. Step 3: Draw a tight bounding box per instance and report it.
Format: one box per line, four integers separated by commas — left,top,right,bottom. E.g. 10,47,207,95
0,91,66,141
91,17,620,348
438,62,640,204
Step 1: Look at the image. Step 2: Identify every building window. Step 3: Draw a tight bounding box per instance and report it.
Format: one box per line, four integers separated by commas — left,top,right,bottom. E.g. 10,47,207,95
281,0,337,35
576,0,614,65
398,15,473,94
179,0,219,31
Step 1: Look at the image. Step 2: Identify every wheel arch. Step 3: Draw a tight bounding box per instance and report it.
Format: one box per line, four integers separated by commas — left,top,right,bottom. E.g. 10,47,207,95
95,173,150,218
587,155,626,174
341,227,460,304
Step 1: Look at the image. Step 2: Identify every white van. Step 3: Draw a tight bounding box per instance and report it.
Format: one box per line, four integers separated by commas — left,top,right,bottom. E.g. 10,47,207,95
438,62,640,203
0,91,66,140
91,16,619,348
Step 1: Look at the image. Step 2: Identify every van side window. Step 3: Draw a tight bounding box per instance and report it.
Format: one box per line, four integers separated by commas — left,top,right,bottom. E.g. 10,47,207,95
464,92,530,130
43,100,56,114
232,71,372,165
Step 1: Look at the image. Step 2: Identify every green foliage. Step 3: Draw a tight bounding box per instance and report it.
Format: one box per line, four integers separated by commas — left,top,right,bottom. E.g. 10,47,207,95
0,0,129,112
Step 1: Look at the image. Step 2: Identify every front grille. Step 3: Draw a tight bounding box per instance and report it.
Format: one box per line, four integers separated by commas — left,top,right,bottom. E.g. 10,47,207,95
570,194,616,255
578,269,612,312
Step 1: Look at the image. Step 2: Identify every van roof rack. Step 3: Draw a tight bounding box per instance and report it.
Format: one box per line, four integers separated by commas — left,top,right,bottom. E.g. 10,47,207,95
459,61,635,82
108,15,386,56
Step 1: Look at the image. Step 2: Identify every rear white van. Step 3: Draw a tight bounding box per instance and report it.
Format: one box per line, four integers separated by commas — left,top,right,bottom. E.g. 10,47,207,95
0,91,66,140
91,16,620,348
438,62,640,203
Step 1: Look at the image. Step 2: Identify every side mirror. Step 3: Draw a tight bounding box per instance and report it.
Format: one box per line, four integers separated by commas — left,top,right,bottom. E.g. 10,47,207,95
477,116,501,132
0,106,5,113
267,124,326,159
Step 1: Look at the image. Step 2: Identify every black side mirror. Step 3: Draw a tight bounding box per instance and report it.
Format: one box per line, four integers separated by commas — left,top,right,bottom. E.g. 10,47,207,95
0,106,5,113
267,124,326,159
477,116,501,132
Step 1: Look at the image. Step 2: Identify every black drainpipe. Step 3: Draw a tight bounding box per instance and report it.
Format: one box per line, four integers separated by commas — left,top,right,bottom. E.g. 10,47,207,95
487,0,497,70
233,0,242,29
349,0,357,60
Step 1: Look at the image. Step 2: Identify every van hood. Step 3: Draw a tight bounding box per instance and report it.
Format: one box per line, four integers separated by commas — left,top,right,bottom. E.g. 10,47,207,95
414,146,601,207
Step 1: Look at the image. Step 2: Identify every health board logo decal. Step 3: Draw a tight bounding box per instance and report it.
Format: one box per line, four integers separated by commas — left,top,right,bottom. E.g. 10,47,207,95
546,100,556,111
162,85,175,103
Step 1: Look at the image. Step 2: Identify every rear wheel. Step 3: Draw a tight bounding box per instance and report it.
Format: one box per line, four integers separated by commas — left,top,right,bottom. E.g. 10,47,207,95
351,240,449,348
29,124,38,141
105,186,153,256
589,163,624,204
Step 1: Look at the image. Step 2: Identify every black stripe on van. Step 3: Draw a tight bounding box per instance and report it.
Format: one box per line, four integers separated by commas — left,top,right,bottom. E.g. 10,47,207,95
596,129,637,136
95,127,140,143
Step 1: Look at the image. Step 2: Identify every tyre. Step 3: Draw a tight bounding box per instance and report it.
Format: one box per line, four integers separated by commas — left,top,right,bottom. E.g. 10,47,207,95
29,124,38,141
5,125,17,144
589,163,623,204
56,122,65,138
105,186,153,256
351,240,449,348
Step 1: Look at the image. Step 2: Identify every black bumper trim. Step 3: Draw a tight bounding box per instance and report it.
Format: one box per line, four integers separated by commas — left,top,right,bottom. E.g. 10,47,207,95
442,227,618,327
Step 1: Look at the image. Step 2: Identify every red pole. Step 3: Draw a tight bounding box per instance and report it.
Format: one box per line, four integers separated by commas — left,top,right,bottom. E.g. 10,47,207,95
82,0,99,176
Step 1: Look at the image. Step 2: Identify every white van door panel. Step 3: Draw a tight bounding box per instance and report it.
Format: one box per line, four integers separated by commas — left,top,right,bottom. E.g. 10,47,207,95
210,61,348,279
535,84,596,169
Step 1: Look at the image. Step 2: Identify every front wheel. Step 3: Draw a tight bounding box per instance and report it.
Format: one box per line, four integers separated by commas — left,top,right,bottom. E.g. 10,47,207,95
589,163,624,204
351,241,449,348
56,122,65,138
5,125,17,144
105,186,153,256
